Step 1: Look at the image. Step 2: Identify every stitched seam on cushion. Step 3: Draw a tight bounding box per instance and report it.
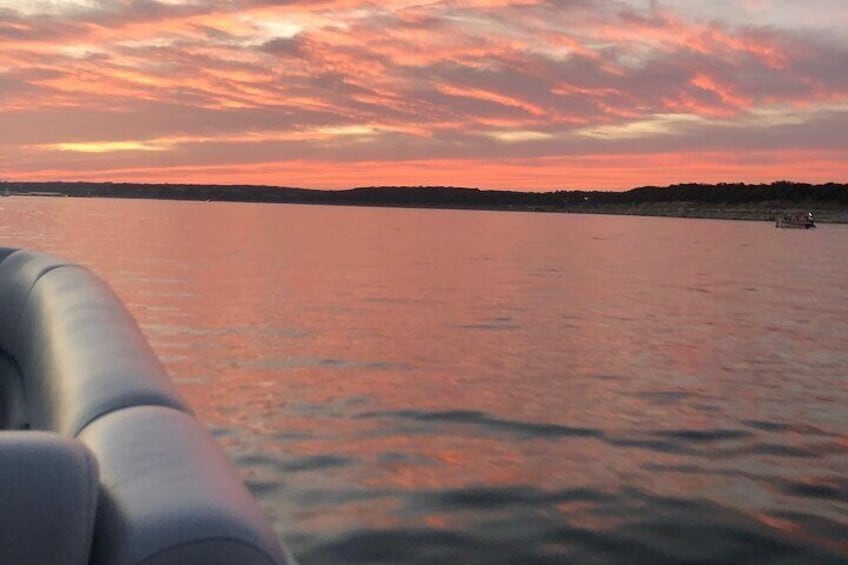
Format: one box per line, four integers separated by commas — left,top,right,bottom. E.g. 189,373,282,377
0,247,18,266
80,446,100,565
73,401,190,438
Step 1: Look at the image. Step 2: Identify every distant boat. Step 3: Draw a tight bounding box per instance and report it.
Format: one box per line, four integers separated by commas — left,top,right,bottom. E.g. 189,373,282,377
775,212,816,229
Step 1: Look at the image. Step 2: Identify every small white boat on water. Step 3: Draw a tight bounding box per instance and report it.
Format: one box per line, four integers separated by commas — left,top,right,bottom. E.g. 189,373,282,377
775,212,816,229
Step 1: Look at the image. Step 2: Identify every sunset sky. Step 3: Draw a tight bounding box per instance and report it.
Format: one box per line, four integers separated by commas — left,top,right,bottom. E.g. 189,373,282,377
1,0,847,190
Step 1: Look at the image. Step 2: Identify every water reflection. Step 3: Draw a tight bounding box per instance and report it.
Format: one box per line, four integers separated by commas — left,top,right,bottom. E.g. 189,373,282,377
1,197,846,563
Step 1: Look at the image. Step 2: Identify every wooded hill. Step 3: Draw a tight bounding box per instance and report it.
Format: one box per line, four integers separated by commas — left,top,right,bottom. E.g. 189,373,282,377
3,180,847,210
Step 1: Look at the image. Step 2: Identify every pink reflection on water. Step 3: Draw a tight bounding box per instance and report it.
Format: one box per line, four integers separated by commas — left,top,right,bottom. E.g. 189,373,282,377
2,197,847,558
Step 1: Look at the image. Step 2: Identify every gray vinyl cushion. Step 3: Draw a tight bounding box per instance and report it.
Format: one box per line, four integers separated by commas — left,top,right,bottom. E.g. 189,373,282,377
79,406,290,565
0,249,70,353
0,431,99,565
0,246,17,263
16,265,189,435
0,248,292,564
0,351,25,429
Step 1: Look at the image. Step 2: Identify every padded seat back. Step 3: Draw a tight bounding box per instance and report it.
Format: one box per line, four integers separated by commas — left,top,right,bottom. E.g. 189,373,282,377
16,265,189,435
80,406,289,565
0,431,100,565
0,248,70,354
0,249,292,564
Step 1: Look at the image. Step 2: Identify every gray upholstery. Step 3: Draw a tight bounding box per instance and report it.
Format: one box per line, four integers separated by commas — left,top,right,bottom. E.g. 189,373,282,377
0,248,70,353
0,246,16,262
0,248,292,565
16,265,189,435
0,351,25,429
80,406,288,565
0,431,99,565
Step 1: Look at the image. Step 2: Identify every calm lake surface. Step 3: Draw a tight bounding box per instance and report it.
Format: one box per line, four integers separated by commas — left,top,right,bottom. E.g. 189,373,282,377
1,196,846,564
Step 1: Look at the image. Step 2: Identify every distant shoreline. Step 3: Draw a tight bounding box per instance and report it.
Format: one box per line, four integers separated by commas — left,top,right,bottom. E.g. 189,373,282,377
549,202,848,224
3,181,847,223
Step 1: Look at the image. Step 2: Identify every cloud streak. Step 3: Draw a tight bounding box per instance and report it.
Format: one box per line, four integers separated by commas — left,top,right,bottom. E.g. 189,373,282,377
1,0,847,189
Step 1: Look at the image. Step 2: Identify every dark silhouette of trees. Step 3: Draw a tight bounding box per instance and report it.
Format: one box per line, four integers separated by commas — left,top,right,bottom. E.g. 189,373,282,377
2,180,846,209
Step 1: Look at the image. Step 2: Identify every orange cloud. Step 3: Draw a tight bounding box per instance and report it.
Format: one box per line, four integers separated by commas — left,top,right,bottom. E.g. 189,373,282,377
1,0,846,189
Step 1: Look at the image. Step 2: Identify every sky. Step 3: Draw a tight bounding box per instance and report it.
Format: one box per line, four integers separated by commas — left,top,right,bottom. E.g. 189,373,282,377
1,0,847,190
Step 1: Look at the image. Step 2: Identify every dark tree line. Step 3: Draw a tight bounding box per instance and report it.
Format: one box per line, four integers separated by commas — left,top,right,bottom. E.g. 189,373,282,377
604,181,848,205
2,180,847,208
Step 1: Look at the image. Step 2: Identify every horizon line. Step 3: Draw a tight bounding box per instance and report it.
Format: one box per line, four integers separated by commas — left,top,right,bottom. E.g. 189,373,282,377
4,178,844,195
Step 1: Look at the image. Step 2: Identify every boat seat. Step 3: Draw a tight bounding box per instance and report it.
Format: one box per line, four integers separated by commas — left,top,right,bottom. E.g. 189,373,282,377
0,431,100,565
0,249,292,565
0,247,72,354
81,406,286,565
15,264,190,435
0,351,25,430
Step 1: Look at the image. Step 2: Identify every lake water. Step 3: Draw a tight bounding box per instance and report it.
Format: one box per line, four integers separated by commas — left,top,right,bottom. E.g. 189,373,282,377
1,196,846,564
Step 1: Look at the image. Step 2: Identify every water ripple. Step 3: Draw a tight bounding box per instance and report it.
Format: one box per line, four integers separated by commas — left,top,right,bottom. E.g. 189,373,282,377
412,485,616,511
295,487,848,564
740,419,836,436
358,409,604,439
240,453,355,473
774,477,848,500
652,429,753,443
300,528,480,564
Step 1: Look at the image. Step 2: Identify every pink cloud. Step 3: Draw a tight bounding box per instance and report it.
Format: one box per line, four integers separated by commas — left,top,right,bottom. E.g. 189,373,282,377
1,0,847,189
